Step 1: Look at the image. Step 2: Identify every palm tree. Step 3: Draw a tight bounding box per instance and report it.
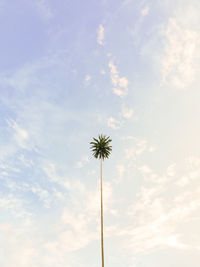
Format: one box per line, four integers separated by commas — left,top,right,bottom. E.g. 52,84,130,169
90,134,112,267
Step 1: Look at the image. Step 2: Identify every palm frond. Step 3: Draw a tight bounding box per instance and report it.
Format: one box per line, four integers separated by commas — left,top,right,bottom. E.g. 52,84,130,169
90,134,112,160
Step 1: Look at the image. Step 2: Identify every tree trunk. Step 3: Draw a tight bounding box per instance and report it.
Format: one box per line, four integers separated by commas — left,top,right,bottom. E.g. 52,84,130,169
100,157,104,267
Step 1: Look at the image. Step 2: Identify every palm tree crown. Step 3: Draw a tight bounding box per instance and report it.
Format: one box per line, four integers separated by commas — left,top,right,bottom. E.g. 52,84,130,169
90,134,112,160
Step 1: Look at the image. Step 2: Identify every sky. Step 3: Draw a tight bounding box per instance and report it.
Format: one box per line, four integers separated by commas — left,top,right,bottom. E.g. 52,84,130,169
0,0,200,266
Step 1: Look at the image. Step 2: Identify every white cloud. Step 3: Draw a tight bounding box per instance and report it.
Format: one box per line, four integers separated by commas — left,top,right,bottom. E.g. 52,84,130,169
58,209,95,252
85,181,114,215
108,61,129,97
166,163,176,177
125,138,148,159
119,77,128,88
119,156,200,255
107,117,122,130
109,61,118,86
76,156,89,168
18,154,33,168
165,235,188,249
7,120,29,148
0,160,117,265
138,165,152,175
148,146,156,152
121,106,135,119
84,74,91,83
0,221,38,267
29,186,50,207
162,18,200,89
141,6,149,16
176,175,189,187
42,162,69,187
113,88,126,97
9,121,28,140
0,194,32,218
97,24,105,45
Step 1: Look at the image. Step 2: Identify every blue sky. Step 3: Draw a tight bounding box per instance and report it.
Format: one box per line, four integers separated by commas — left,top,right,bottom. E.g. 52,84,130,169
0,0,200,266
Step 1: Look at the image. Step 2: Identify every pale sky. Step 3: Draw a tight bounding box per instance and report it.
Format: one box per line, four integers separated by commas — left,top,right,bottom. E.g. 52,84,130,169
0,0,200,266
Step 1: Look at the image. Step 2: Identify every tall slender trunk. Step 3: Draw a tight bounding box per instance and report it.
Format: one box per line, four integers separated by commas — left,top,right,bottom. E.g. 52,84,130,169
100,157,104,267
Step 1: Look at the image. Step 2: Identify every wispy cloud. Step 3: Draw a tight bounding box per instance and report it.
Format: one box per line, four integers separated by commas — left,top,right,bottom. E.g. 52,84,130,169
108,61,129,97
123,137,151,159
107,116,122,130
97,24,105,45
161,17,199,89
121,156,200,255
7,120,29,149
